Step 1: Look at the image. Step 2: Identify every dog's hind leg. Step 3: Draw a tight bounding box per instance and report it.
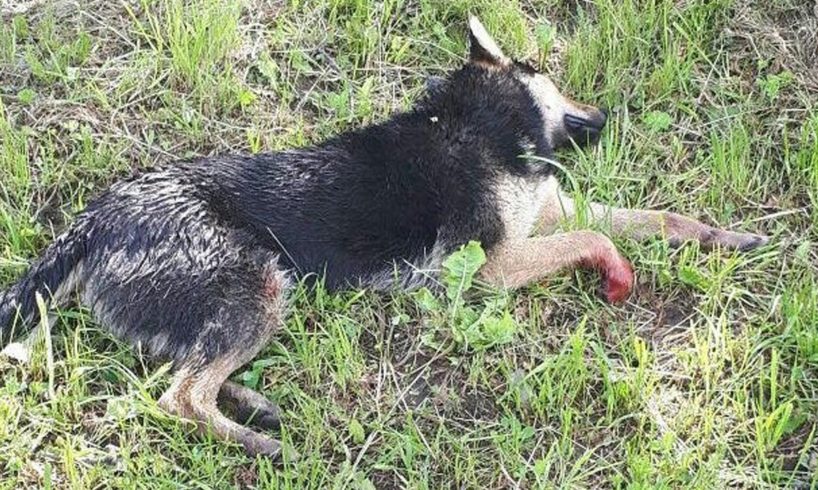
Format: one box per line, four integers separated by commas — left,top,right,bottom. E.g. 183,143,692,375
156,261,291,458
219,381,281,430
159,361,282,457
481,232,634,303
537,185,768,251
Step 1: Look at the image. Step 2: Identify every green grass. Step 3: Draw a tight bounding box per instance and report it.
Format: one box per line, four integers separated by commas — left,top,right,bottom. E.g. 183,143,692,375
1,0,817,488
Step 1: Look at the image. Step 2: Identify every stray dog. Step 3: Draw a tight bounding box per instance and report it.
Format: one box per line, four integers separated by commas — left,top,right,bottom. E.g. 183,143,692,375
0,17,768,457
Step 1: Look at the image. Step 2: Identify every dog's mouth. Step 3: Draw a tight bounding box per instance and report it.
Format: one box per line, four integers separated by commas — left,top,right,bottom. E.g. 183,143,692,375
564,110,607,145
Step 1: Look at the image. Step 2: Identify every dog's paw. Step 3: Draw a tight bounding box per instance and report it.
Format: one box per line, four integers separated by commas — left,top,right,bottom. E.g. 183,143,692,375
243,434,283,459
247,409,281,431
601,256,634,304
662,213,770,252
705,229,770,252
736,233,770,252
581,248,634,304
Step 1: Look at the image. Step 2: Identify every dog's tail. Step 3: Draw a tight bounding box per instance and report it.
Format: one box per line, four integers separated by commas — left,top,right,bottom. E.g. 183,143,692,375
0,225,87,347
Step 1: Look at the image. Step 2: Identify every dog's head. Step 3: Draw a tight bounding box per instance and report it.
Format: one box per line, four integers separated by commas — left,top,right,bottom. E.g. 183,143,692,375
464,16,607,150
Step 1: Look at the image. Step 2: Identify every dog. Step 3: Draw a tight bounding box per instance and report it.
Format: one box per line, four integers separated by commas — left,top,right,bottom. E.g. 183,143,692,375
0,17,768,458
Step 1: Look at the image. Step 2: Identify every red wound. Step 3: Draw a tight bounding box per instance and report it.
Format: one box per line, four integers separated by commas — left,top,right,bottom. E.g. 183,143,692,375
581,251,635,304
602,258,634,304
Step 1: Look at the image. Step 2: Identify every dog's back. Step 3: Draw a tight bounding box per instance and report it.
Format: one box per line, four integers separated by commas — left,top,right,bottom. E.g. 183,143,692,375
181,63,555,289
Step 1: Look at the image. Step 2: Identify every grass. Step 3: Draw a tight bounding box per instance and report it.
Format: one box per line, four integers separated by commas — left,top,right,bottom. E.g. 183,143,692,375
0,0,816,488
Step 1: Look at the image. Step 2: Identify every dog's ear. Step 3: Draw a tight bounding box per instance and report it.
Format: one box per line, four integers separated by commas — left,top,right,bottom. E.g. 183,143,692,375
468,16,509,67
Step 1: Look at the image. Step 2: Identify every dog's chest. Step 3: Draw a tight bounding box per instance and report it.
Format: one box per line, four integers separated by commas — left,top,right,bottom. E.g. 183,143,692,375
493,174,558,240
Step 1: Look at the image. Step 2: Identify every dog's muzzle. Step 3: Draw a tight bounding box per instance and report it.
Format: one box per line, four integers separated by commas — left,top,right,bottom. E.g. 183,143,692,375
564,109,607,145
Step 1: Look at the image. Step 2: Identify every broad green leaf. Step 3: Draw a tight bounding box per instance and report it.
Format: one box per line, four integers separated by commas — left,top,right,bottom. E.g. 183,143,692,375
442,241,486,300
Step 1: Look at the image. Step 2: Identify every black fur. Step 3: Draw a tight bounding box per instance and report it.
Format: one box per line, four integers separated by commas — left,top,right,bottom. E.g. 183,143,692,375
0,226,86,344
200,65,553,287
0,62,554,364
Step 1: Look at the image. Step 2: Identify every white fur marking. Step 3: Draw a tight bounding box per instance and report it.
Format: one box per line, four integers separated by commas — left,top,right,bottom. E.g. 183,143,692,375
1,341,31,363
364,241,448,291
469,16,507,61
495,175,560,239
519,74,568,140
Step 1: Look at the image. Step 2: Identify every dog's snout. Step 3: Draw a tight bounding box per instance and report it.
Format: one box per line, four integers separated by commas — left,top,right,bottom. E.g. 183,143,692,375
587,108,607,130
563,107,607,146
598,108,608,127
564,114,587,131
563,108,607,133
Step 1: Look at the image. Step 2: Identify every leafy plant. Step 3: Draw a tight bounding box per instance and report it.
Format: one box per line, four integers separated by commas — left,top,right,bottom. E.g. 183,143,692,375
757,70,794,100
239,358,276,389
642,110,672,132
441,240,486,301
417,241,520,351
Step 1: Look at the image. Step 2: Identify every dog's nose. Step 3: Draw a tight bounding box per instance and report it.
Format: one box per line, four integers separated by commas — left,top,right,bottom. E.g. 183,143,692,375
591,108,607,130
564,111,606,132
564,110,606,145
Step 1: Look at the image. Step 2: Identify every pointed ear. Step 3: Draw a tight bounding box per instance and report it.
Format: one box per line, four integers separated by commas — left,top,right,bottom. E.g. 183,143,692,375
468,16,508,67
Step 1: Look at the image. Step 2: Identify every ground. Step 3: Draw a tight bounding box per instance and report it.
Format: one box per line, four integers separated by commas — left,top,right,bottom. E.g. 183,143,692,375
0,0,817,488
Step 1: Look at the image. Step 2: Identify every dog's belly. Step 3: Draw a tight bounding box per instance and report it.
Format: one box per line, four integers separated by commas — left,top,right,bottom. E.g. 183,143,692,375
258,228,439,291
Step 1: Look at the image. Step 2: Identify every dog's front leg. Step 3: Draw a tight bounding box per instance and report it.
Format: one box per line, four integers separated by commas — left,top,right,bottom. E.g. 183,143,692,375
537,184,768,251
481,231,634,303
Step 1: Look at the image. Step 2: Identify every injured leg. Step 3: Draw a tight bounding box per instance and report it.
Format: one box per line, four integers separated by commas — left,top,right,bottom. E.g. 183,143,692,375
481,231,634,303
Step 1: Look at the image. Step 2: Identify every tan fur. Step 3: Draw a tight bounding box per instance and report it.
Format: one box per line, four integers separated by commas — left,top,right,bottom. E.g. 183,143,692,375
159,355,282,457
219,381,281,429
494,174,559,240
483,171,766,291
518,73,606,145
480,231,622,288
536,188,768,250
519,74,572,139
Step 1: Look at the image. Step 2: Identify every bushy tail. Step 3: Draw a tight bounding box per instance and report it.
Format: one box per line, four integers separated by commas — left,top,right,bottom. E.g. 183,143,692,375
0,227,87,347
